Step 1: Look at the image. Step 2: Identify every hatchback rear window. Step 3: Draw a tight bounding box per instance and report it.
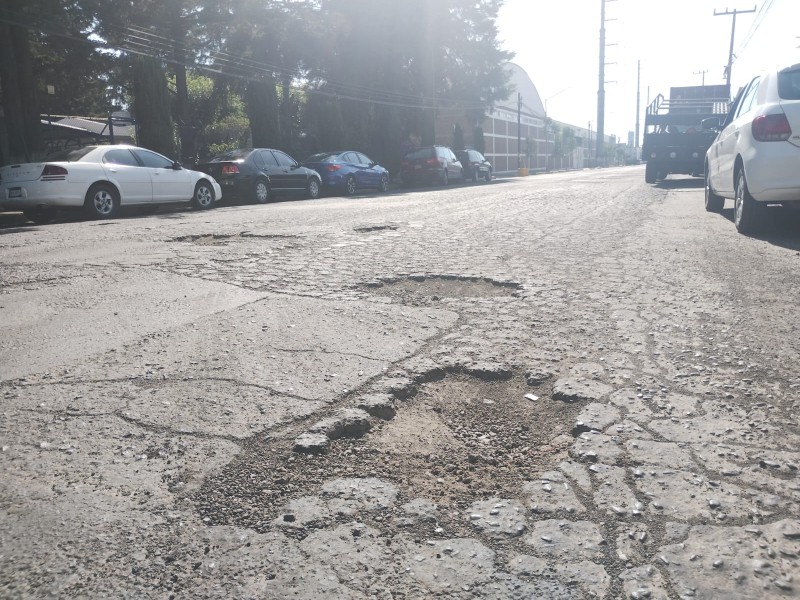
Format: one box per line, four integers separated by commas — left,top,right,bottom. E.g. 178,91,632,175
777,67,800,100
404,148,435,160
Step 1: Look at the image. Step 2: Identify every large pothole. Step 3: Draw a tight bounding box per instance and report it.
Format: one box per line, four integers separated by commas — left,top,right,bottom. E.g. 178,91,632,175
365,275,523,302
193,374,580,537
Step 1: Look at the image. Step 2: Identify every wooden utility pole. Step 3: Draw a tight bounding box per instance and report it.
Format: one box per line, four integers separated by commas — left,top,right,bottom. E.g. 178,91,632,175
714,6,756,88
694,69,708,86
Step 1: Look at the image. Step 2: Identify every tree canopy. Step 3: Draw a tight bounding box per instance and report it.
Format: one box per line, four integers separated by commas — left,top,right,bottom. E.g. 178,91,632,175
0,0,513,166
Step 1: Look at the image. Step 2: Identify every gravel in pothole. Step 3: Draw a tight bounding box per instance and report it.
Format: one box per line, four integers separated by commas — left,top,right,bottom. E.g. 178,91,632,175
194,375,582,537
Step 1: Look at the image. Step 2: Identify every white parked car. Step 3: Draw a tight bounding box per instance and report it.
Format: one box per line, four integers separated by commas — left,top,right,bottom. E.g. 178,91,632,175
705,62,800,233
0,144,222,223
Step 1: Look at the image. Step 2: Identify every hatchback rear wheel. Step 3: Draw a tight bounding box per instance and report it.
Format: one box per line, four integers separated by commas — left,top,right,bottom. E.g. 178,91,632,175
734,170,761,234
704,168,724,213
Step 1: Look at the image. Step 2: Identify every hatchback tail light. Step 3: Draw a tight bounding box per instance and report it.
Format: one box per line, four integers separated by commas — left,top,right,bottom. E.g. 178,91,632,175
425,158,439,167
751,113,791,142
325,164,342,172
221,164,240,174
41,165,68,177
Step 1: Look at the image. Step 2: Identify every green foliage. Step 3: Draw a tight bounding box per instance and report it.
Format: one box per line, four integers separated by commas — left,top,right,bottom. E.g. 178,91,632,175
1,0,514,164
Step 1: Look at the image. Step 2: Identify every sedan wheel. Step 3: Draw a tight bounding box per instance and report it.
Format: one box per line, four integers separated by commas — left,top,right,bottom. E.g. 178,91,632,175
253,179,270,204
84,183,119,219
378,175,389,193
734,170,760,234
345,175,357,196
307,178,321,199
192,181,215,210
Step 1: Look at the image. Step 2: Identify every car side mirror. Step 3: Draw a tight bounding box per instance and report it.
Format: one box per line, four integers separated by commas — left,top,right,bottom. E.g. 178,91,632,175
701,117,721,131
172,161,182,170
290,163,299,170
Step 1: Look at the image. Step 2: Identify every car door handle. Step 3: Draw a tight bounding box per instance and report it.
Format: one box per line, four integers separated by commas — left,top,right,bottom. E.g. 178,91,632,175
109,168,118,173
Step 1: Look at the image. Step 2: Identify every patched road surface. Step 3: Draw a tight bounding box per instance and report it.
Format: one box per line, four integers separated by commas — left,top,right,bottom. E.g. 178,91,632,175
2,167,799,599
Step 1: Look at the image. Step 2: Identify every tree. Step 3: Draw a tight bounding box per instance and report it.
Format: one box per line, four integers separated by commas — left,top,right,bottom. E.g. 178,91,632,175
132,56,176,157
0,0,45,160
473,125,485,154
245,78,280,148
452,123,465,151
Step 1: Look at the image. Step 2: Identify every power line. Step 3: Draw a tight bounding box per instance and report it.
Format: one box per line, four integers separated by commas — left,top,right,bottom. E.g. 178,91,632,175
734,0,775,59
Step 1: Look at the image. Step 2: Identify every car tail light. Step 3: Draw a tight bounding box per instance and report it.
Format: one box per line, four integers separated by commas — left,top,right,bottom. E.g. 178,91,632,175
326,164,342,172
425,158,439,166
751,113,791,142
41,165,68,177
221,164,240,174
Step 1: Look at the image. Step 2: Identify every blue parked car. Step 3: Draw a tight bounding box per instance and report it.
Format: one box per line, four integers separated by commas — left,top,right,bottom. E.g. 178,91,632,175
302,151,390,196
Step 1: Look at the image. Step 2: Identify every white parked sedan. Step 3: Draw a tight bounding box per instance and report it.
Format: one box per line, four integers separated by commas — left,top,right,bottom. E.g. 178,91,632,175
705,62,800,233
0,144,222,222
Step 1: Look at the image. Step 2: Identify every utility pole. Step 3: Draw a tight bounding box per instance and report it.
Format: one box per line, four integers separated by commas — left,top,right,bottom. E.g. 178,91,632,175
596,0,605,165
517,93,522,169
694,69,708,86
714,6,756,88
635,61,640,149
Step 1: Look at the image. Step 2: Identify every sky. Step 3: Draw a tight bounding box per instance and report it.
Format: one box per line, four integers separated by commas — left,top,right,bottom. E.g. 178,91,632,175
496,0,800,143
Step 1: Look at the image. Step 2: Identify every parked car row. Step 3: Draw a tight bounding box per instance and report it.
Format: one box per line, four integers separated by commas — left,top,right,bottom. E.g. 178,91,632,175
0,141,494,224
704,61,800,234
398,145,493,187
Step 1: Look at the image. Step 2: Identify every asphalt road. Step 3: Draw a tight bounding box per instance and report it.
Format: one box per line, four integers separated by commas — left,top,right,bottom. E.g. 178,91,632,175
2,166,799,599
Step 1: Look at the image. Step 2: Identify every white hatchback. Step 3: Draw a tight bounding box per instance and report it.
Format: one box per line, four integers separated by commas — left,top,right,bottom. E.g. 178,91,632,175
0,144,222,223
705,63,800,233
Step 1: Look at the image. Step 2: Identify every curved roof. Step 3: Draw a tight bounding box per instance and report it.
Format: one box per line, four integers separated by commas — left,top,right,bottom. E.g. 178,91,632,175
503,62,545,118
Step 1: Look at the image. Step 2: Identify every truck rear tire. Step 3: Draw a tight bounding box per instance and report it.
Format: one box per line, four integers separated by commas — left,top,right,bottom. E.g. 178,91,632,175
645,162,657,184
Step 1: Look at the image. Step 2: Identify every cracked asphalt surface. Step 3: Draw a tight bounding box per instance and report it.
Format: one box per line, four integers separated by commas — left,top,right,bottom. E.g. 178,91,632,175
1,166,800,599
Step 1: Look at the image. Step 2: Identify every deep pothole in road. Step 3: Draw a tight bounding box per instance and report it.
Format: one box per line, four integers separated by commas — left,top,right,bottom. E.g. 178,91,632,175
364,274,523,301
193,374,580,537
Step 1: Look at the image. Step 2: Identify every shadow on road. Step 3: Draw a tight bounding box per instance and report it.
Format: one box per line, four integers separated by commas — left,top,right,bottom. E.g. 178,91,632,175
655,177,704,190
718,206,800,250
